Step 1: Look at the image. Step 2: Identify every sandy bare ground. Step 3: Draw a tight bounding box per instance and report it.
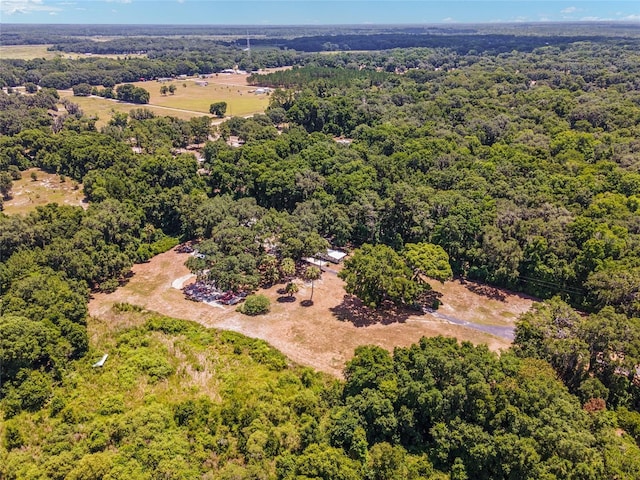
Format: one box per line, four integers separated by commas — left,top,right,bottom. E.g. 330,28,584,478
89,249,534,377
3,168,87,215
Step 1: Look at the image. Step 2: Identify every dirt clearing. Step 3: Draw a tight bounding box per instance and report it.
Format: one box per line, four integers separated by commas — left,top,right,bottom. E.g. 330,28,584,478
89,249,535,377
3,168,86,215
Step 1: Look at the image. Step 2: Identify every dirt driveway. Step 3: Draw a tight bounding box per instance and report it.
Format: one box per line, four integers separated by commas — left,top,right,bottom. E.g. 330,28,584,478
89,249,534,377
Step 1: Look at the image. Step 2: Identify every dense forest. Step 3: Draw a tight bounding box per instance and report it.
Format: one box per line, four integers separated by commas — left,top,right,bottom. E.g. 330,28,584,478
2,25,640,478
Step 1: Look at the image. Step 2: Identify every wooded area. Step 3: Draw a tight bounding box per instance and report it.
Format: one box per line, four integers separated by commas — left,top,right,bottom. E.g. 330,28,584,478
2,24,640,478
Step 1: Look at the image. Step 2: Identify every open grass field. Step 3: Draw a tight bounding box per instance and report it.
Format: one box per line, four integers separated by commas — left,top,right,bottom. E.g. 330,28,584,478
89,249,534,377
0,44,59,60
130,76,270,116
3,168,86,215
58,73,270,128
0,44,145,60
57,91,209,129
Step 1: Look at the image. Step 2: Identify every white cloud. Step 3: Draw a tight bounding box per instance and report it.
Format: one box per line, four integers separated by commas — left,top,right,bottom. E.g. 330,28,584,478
0,0,61,15
105,0,132,3
442,17,456,23
622,14,640,21
177,0,186,3
561,6,579,14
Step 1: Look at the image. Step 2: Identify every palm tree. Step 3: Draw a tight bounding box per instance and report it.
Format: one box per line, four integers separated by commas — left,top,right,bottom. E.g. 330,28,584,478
303,266,321,301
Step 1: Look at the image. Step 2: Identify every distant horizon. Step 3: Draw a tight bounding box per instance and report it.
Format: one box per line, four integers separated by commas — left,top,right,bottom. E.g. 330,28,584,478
3,20,640,26
1,1,638,26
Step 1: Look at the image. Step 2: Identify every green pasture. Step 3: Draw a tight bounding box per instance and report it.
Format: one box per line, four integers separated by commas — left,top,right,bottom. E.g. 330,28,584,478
0,44,145,60
58,78,269,128
137,79,270,116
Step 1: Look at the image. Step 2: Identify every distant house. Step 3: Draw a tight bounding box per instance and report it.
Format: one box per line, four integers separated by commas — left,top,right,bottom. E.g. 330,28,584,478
195,80,208,86
317,249,347,264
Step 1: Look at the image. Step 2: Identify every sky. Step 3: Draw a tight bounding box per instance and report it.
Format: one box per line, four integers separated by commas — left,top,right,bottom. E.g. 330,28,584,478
1,0,639,25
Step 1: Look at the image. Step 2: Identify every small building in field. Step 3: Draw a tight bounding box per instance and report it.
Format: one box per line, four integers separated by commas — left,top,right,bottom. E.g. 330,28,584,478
195,80,208,86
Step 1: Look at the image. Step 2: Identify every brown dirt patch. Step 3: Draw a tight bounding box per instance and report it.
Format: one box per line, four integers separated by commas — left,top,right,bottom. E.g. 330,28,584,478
89,250,534,377
426,277,535,327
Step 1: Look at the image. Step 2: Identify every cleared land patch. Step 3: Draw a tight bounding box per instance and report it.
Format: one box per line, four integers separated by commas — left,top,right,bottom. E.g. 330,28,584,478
57,92,209,129
3,168,86,215
89,249,534,377
58,73,270,128
143,76,269,116
0,44,146,60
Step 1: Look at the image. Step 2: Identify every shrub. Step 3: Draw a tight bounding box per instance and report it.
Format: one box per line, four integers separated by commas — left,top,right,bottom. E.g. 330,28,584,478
238,294,270,316
4,422,24,450
24,82,38,93
72,83,92,96
150,236,180,255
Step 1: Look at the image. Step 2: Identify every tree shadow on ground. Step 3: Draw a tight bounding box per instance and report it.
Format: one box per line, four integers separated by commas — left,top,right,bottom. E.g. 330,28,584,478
330,295,422,327
277,296,296,303
115,270,136,288
420,289,444,309
300,299,314,307
460,278,507,302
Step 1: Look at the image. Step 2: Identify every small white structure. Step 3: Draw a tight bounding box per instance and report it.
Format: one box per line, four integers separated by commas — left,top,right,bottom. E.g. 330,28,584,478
318,249,347,264
195,80,208,86
303,257,328,267
92,354,108,368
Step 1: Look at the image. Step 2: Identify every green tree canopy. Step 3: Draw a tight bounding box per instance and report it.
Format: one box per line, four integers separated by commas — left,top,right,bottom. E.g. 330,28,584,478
403,242,453,283
210,101,227,118
338,243,426,308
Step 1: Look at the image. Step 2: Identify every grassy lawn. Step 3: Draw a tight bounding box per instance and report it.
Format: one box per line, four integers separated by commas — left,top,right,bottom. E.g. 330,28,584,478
3,168,86,216
58,77,269,128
